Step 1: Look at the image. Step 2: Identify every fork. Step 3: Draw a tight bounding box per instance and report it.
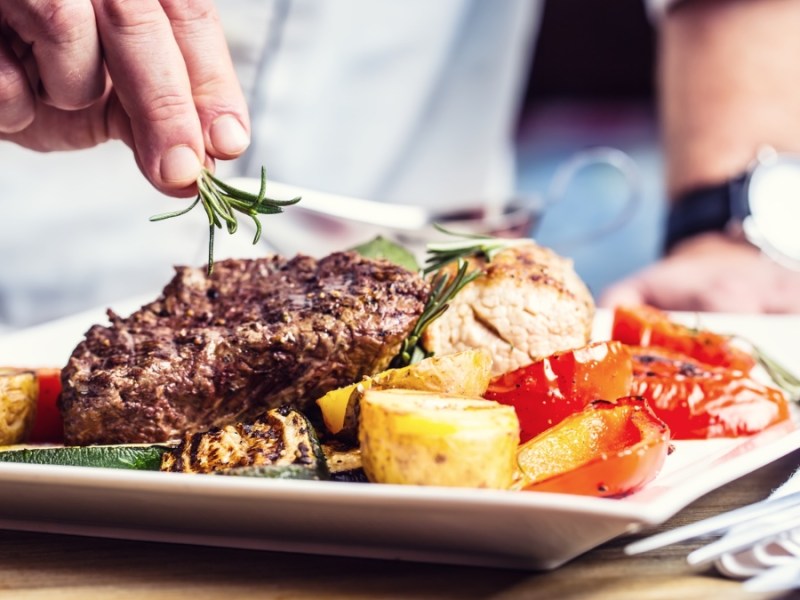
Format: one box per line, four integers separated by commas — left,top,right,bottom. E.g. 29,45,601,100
625,471,800,592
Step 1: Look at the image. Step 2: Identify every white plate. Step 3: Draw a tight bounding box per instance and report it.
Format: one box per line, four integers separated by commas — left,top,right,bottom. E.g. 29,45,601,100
0,304,798,570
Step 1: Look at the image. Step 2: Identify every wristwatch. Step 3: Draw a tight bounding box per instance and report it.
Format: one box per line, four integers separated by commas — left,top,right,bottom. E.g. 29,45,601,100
665,147,800,270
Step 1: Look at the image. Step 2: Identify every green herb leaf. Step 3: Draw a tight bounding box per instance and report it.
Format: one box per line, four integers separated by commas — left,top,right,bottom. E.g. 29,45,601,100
350,236,419,272
390,258,482,368
423,224,528,275
150,166,300,275
749,344,800,402
389,226,528,368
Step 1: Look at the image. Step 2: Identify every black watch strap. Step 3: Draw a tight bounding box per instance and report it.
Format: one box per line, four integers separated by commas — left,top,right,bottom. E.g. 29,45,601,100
664,173,748,253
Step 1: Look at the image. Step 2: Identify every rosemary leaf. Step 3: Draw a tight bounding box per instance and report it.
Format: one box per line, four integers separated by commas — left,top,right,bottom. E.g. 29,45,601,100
423,225,528,275
750,344,800,401
391,258,483,368
390,227,526,368
150,167,300,275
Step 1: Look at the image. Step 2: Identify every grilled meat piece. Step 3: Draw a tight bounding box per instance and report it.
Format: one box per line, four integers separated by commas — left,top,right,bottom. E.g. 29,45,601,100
161,406,324,475
60,252,429,445
422,241,594,375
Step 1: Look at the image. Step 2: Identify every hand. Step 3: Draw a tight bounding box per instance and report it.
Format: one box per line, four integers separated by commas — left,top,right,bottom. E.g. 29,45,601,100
599,232,800,313
0,0,250,196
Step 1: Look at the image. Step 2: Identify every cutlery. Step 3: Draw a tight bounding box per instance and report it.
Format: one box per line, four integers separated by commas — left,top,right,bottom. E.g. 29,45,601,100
624,490,800,556
226,178,430,230
625,468,800,593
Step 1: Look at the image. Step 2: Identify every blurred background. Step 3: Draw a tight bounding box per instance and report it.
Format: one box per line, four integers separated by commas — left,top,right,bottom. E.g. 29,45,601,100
0,0,662,330
516,0,662,296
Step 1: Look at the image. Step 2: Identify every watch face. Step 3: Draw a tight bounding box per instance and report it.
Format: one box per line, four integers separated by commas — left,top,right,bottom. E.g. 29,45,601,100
746,154,800,265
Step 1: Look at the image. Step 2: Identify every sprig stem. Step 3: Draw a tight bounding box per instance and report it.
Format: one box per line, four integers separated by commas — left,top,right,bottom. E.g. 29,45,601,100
747,342,800,402
392,227,527,367
150,167,300,274
422,224,528,275
391,259,482,368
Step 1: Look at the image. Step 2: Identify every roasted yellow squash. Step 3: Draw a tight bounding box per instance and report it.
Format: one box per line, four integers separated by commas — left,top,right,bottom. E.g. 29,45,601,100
358,389,519,489
316,348,493,438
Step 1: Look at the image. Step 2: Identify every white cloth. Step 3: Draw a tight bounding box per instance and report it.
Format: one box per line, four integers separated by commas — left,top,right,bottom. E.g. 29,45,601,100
224,0,541,207
0,0,542,330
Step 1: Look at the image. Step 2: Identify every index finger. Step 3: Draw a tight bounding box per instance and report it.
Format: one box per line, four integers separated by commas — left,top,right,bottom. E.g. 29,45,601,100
91,0,204,193
160,0,250,160
2,0,105,109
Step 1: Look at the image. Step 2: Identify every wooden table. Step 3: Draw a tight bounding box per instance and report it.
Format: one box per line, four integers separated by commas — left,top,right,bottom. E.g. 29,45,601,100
1,449,797,600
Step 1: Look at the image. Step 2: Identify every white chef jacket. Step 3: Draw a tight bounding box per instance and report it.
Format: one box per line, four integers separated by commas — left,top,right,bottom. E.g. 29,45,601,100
0,0,542,329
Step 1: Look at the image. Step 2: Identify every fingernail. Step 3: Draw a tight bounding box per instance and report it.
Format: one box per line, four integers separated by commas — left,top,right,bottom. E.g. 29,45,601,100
161,145,202,185
210,115,250,155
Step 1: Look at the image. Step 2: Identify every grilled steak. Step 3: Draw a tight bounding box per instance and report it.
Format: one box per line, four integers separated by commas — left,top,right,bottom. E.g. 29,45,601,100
60,252,429,445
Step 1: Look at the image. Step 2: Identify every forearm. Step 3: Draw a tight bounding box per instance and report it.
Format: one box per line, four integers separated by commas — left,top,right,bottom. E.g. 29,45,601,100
660,0,800,200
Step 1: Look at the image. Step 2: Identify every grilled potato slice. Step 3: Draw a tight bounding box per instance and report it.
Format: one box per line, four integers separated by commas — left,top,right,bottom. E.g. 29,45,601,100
359,389,519,489
316,348,493,438
0,368,38,445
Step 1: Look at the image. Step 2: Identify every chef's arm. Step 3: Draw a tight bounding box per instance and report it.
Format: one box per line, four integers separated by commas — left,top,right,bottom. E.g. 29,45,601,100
599,0,800,312
659,0,800,200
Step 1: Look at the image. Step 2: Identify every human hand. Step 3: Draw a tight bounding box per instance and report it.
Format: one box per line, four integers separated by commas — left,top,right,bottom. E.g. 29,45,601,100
0,0,249,196
599,232,800,314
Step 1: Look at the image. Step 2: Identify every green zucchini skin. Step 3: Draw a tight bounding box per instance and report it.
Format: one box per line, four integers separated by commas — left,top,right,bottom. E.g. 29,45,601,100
0,445,171,470
216,464,326,480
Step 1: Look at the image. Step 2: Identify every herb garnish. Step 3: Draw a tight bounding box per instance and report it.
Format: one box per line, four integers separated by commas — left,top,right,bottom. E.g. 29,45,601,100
748,343,800,402
150,167,300,275
422,225,529,275
389,227,527,367
390,259,482,368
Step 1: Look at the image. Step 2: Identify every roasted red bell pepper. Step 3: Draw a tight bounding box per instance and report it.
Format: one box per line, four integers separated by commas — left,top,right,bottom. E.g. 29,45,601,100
516,396,671,497
629,346,790,439
27,368,64,444
612,305,756,373
485,341,633,443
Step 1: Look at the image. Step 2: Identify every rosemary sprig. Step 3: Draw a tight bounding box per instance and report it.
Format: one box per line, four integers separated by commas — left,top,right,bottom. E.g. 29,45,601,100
422,224,528,275
748,343,800,402
391,258,482,368
390,227,527,367
150,167,300,275
688,315,800,402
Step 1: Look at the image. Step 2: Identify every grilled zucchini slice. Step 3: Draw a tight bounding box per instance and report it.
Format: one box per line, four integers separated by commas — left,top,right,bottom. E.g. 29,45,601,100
161,406,328,478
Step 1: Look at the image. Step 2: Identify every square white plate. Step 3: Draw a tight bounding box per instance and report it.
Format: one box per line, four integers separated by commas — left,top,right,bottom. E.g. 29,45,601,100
0,302,798,570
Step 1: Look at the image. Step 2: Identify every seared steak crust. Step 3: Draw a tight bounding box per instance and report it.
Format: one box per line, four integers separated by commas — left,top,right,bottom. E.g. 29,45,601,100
60,253,428,445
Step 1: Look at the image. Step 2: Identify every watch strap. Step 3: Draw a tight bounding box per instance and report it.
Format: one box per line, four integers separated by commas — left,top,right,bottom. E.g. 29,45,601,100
664,173,748,253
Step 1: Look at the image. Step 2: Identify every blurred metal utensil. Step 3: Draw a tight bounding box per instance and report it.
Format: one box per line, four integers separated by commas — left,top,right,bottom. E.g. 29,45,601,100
226,177,430,230
624,491,800,556
626,470,800,593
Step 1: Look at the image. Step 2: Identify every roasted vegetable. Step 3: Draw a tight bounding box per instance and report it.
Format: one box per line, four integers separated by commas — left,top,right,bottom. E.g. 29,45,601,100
27,368,63,444
485,341,633,443
0,444,170,470
216,464,325,480
316,348,493,439
359,389,519,489
612,304,756,372
0,368,38,445
516,396,671,497
160,406,327,477
322,440,365,482
630,346,790,439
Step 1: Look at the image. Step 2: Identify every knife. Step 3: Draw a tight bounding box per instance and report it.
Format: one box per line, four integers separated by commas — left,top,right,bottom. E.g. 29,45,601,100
225,177,431,231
